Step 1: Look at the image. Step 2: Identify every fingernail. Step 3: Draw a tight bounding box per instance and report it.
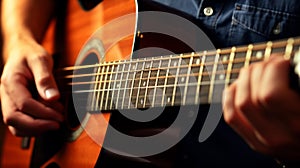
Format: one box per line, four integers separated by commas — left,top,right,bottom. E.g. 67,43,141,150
45,88,58,99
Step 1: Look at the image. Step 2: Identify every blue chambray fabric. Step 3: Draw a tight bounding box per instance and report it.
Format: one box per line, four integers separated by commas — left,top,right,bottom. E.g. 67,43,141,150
152,0,300,48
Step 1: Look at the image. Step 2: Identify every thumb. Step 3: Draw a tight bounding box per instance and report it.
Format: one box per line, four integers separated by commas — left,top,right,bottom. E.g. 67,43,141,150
27,52,60,101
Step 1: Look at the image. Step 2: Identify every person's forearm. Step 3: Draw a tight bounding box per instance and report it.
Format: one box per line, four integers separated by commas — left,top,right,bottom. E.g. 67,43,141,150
1,0,56,61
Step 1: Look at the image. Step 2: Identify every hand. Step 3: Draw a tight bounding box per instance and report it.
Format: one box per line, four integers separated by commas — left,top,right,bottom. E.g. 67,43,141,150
223,56,300,161
1,36,64,136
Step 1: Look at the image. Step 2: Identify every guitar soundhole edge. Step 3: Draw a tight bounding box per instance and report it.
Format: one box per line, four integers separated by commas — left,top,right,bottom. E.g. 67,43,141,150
68,52,100,130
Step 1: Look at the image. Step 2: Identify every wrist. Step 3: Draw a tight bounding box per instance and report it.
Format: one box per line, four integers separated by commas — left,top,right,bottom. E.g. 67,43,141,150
2,32,40,62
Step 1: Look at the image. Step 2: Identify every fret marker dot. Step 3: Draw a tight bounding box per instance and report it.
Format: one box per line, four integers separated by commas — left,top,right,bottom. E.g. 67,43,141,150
143,81,146,86
174,61,177,66
256,51,263,59
167,97,171,103
140,99,144,105
219,74,225,80
196,59,200,65
222,56,228,62
181,77,185,82
117,84,120,87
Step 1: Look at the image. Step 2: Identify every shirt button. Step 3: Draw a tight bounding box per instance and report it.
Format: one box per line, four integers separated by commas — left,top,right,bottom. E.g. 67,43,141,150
203,7,214,16
273,23,281,35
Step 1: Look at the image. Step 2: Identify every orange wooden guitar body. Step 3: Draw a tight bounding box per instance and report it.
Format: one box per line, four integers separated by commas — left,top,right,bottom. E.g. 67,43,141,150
1,0,136,167
40,0,136,167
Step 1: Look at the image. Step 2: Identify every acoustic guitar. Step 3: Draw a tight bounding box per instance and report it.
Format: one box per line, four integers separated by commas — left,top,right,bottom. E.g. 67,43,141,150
25,0,300,167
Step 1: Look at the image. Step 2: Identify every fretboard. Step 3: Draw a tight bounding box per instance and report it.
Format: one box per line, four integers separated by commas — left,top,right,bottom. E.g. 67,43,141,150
68,37,300,112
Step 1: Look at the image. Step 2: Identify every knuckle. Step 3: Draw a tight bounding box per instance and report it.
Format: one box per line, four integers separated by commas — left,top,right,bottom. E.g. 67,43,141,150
236,97,252,112
2,72,26,87
36,75,52,87
223,112,235,125
223,109,238,126
17,99,29,111
29,54,51,66
223,88,236,125
257,89,277,106
1,72,14,85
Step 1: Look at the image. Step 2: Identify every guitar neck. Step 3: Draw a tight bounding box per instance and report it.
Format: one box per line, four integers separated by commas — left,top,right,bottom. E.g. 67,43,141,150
68,37,300,112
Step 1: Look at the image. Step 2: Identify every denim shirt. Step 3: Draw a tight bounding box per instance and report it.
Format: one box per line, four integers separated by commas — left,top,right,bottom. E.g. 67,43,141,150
152,0,300,48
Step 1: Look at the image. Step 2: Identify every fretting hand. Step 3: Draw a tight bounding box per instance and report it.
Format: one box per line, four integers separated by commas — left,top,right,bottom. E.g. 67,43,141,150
223,56,300,160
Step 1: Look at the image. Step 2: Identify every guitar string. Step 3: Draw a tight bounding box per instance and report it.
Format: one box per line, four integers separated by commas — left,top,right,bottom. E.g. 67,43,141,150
57,48,300,88
57,51,281,87
57,56,266,80
56,46,299,80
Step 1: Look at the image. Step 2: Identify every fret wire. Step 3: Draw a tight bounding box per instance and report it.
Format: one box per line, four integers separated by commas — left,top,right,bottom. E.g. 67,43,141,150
100,65,110,110
116,63,126,109
182,54,194,106
162,57,172,107
244,44,253,67
128,62,138,109
284,38,295,60
143,60,154,108
225,47,236,87
96,65,105,110
105,64,114,110
172,56,182,106
135,59,146,108
195,51,206,104
110,62,120,110
91,66,100,111
208,50,220,103
121,62,132,109
264,41,273,61
98,67,107,110
152,57,162,108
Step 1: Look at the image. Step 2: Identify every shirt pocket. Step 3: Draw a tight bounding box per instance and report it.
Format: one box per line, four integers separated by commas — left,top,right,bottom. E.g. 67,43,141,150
228,3,300,46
